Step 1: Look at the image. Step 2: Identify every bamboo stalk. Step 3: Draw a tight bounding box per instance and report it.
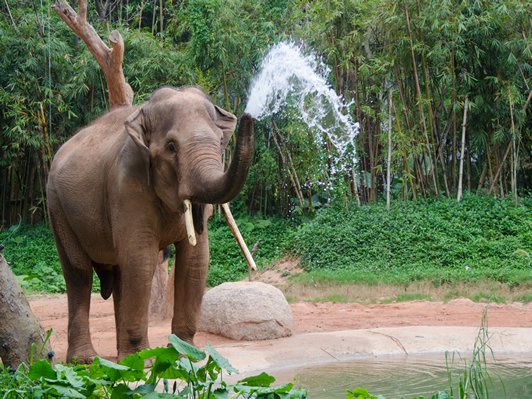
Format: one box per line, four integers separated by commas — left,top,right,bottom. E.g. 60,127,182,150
387,88,393,210
3,0,17,31
271,124,305,209
159,0,163,38
352,166,361,206
509,88,517,201
403,0,439,197
393,102,416,200
488,142,512,195
457,98,468,201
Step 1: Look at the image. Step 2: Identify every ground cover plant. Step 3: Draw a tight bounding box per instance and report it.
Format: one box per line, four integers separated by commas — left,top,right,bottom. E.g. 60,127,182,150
289,195,532,288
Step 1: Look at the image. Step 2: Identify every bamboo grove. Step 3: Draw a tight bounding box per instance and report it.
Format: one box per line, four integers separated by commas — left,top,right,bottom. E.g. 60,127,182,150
1,0,532,226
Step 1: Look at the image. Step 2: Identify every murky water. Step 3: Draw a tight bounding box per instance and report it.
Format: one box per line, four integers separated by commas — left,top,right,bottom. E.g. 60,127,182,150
244,42,359,154
269,354,532,398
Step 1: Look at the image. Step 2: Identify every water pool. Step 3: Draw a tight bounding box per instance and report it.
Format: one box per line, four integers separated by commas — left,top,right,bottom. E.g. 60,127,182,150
269,354,532,398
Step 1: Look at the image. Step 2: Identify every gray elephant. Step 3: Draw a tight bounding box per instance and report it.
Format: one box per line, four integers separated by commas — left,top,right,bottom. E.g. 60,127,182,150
46,87,254,363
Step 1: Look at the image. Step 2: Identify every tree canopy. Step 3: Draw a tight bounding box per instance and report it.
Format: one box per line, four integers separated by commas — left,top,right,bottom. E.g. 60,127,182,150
1,0,532,226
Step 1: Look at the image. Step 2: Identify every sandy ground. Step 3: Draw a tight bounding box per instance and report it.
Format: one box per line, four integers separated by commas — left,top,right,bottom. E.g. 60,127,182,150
30,293,532,370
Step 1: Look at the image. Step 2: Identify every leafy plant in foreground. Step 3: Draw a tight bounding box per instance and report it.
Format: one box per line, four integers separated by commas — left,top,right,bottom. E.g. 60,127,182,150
1,334,306,398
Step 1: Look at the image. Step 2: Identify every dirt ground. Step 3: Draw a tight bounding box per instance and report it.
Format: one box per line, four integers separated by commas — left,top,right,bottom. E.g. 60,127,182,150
30,292,532,364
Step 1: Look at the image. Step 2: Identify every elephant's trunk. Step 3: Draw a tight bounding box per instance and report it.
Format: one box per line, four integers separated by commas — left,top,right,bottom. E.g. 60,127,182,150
191,113,254,205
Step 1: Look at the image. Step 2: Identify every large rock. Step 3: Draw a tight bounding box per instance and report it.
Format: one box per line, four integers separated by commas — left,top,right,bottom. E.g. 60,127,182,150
197,282,293,340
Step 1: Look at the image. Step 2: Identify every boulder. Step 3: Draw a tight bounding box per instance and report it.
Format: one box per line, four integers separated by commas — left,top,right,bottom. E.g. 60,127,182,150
197,282,293,340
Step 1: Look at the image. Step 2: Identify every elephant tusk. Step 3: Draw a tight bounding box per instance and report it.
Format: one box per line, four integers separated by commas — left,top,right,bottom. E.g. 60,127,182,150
183,199,197,246
221,203,257,271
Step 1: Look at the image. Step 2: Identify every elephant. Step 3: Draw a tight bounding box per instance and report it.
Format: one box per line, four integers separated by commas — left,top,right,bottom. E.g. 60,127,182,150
46,86,254,363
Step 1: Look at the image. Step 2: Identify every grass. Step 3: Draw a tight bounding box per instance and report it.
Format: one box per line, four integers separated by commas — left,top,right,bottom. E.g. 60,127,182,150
277,274,532,304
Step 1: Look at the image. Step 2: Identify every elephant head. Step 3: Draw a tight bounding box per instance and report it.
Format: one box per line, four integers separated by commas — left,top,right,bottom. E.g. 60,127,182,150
124,87,254,227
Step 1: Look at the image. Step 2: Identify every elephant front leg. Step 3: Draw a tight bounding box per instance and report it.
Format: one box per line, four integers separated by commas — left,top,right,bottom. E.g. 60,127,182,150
172,231,209,345
113,247,159,361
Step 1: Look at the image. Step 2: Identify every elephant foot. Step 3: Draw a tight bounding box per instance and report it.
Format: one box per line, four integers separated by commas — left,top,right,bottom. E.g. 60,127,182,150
67,346,98,365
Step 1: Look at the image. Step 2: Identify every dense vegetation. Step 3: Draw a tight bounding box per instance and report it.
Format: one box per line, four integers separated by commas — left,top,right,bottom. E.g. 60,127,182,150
0,210,296,291
291,195,532,286
2,194,531,294
2,0,532,226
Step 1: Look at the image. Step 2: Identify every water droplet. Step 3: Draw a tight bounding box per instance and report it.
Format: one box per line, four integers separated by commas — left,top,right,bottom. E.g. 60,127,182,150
245,41,359,154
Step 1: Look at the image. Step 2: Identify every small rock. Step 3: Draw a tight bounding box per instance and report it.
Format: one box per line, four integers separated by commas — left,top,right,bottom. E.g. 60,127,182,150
197,282,293,340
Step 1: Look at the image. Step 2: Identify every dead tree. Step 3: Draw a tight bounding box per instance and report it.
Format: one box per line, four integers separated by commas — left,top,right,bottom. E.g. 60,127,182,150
0,252,52,369
52,0,133,108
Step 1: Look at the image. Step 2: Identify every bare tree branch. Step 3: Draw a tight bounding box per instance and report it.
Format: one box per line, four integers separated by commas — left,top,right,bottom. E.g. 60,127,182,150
52,0,133,108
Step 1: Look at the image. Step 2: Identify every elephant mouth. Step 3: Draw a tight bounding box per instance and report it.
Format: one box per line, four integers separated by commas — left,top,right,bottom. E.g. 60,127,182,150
183,199,197,246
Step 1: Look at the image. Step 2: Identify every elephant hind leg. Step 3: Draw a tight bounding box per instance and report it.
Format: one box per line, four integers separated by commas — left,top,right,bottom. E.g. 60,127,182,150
94,263,114,300
48,207,97,364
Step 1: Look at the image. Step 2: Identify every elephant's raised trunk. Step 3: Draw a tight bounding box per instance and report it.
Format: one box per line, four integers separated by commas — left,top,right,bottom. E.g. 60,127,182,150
191,113,254,205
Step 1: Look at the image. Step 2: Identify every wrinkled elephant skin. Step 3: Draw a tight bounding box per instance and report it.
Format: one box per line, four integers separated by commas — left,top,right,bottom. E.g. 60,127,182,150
46,87,254,363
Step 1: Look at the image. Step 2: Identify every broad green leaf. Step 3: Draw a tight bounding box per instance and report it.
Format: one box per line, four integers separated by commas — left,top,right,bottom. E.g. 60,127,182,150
28,359,56,380
346,387,378,399
205,343,239,374
95,356,130,370
255,219,272,228
49,384,87,398
168,334,206,361
234,383,294,395
95,356,130,382
237,372,276,387
211,388,229,399
118,353,145,371
138,346,171,360
125,383,155,394
55,364,85,388
110,383,130,399
243,222,255,232
84,377,113,386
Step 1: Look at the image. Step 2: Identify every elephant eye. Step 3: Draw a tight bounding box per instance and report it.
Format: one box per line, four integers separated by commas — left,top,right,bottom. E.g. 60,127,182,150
168,143,176,152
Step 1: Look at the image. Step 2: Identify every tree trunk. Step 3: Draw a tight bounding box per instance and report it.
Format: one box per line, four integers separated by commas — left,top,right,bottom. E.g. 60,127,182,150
0,253,52,369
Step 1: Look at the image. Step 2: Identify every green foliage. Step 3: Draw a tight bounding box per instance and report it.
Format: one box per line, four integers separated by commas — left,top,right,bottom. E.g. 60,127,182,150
0,223,56,274
289,195,532,285
207,213,296,286
0,335,307,398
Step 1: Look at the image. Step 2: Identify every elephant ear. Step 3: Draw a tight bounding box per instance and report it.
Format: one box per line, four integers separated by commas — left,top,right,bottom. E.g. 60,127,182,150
214,105,237,151
125,107,151,185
